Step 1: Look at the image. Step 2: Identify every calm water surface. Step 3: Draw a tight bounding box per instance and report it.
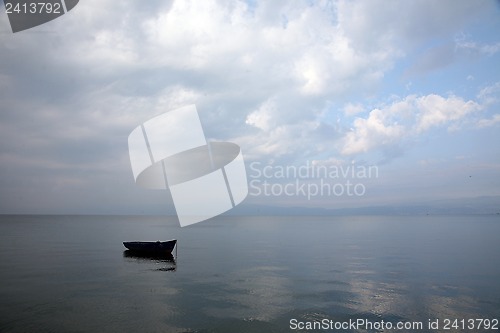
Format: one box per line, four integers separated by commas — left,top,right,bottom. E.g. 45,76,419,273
0,215,499,332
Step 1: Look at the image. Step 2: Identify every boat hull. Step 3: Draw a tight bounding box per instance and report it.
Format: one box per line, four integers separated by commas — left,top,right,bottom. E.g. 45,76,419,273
123,240,177,254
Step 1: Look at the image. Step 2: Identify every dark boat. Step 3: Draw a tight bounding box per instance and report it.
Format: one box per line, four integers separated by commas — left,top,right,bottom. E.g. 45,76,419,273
123,239,177,254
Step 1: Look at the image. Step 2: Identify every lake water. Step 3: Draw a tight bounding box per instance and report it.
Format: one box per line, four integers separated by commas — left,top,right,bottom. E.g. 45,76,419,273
0,215,499,332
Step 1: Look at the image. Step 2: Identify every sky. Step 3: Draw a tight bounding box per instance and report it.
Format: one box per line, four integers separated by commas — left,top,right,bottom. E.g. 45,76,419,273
0,0,499,215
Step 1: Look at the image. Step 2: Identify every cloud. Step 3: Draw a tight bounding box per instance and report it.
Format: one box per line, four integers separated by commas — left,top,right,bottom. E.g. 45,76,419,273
336,0,488,51
476,114,500,128
405,34,500,77
341,94,481,155
342,103,365,116
0,0,498,213
477,82,500,106
406,43,456,75
342,108,405,155
245,98,276,131
455,34,500,57
415,94,480,132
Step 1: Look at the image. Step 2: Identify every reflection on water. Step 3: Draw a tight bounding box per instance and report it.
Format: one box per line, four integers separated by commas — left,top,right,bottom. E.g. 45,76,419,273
0,215,499,333
204,266,294,321
123,250,176,262
123,250,177,271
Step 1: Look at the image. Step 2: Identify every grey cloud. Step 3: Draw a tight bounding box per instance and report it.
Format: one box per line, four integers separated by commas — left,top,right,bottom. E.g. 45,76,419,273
0,0,497,213
338,0,492,52
406,43,456,76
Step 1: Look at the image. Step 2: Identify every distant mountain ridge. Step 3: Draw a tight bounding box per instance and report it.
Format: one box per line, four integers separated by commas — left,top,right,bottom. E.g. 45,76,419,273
227,196,500,216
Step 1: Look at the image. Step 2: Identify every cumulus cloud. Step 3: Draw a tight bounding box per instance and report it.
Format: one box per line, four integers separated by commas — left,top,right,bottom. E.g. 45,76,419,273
342,108,405,155
415,94,480,131
341,94,481,155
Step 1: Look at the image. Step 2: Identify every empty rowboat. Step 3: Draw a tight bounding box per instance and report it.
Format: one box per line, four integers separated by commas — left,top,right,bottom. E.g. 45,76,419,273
123,240,177,254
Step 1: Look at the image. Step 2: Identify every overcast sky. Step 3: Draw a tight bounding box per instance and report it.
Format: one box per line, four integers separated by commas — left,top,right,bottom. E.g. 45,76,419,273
1,0,499,214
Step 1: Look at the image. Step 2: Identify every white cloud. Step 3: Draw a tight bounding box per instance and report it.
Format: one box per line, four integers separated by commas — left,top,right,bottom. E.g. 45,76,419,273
455,34,500,57
239,119,325,160
342,102,366,116
476,114,500,128
415,94,480,132
477,82,500,106
341,93,481,155
342,108,405,155
245,98,275,131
